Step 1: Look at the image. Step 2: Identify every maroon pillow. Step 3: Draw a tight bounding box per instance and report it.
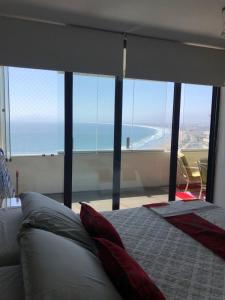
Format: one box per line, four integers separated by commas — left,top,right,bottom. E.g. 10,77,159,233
94,238,165,300
80,203,124,248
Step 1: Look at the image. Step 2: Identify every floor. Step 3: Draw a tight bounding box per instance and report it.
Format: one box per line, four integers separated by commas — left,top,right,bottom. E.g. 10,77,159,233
48,186,169,213
48,185,203,213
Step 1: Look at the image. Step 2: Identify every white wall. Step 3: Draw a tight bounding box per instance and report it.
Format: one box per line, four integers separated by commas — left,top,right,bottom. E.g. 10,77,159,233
7,149,209,195
214,87,225,208
7,150,171,194
121,150,170,189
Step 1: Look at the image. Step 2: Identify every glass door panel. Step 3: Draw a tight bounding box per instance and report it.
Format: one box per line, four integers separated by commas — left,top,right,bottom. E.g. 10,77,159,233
121,79,174,208
72,74,115,212
6,67,64,203
176,84,213,201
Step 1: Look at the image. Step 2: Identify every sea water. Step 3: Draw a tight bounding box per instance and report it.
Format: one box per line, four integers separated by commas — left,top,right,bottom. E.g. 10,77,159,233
10,122,170,155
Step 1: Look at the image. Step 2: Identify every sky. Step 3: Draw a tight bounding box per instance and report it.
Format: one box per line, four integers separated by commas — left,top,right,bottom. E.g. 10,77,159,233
8,67,213,128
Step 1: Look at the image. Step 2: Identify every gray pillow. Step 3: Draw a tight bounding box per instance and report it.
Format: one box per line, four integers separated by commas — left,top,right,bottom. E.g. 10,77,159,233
0,208,22,266
0,265,25,300
20,228,123,300
20,192,77,220
20,192,96,254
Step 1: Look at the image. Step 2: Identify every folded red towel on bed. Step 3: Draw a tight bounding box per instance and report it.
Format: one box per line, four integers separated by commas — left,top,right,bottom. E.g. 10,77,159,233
165,213,225,260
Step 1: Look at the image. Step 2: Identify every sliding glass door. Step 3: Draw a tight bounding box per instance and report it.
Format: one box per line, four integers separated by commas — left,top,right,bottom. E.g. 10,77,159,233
72,74,115,212
4,67,64,202
120,79,174,208
0,67,218,210
176,84,213,201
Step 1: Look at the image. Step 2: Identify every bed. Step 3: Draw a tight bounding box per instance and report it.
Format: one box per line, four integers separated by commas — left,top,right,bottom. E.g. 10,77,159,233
1,193,225,300
103,201,225,300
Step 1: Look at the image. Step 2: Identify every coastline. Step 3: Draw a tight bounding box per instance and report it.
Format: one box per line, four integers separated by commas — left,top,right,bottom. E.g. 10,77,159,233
11,122,171,154
123,124,171,150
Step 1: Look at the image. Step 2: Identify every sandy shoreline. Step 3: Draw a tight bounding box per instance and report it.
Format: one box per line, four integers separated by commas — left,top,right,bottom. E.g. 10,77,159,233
122,124,171,150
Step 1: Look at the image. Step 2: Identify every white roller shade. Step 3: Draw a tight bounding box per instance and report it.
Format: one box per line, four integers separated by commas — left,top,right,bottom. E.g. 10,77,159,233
0,17,124,76
126,35,225,86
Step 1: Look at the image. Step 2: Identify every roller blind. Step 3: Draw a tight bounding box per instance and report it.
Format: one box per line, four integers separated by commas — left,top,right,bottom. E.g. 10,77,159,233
126,35,225,86
0,17,124,76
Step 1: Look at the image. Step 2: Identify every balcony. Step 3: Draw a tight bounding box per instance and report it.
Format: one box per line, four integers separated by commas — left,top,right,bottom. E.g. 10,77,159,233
6,149,208,212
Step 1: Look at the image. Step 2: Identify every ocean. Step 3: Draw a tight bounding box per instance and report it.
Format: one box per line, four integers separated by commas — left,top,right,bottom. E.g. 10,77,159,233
10,122,171,155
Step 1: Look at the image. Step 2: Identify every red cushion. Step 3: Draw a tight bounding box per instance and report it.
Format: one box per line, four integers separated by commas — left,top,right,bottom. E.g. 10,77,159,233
80,203,124,248
95,238,165,300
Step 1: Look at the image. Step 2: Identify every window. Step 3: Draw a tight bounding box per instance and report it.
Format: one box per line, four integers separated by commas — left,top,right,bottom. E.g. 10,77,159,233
120,79,174,208
1,67,64,201
122,79,173,150
73,74,115,152
179,84,212,150
176,84,213,200
8,67,64,155
0,67,216,209
72,73,115,211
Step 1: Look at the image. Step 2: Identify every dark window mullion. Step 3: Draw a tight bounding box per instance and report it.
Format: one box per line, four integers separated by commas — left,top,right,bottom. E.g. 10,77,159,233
206,86,221,203
64,72,73,208
169,83,182,201
112,77,123,210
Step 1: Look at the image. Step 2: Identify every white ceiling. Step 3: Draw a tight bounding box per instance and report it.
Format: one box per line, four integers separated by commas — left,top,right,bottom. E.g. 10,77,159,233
0,0,225,48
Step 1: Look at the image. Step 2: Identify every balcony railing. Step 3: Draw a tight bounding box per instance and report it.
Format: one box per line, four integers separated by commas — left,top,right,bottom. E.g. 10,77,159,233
7,149,208,194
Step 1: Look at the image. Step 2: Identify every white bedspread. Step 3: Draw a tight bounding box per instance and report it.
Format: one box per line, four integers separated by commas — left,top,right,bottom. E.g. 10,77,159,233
103,201,225,300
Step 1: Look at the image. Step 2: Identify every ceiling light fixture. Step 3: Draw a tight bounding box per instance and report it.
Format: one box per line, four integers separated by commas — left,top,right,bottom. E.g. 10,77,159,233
221,7,225,38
